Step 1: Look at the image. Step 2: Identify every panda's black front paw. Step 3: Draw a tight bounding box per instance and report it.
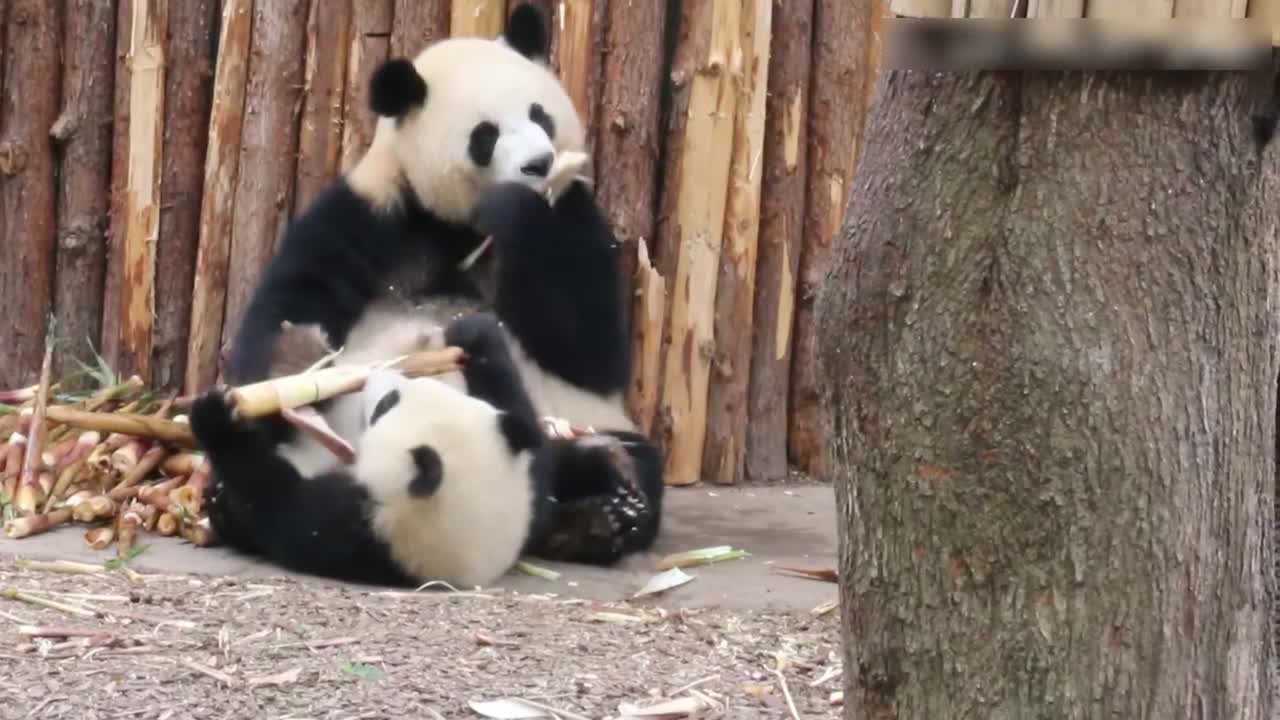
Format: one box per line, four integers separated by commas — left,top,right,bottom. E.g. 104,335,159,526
188,388,243,451
471,182,553,241
444,313,510,365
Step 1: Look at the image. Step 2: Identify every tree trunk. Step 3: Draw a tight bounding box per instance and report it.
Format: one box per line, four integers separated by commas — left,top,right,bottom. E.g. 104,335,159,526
221,0,309,357
52,0,116,384
153,0,218,390
789,0,869,478
0,0,60,387
390,0,449,58
743,0,813,483
818,70,1277,719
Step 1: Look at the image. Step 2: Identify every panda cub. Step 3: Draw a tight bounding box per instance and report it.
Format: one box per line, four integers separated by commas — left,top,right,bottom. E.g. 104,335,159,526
189,315,652,588
220,1,663,563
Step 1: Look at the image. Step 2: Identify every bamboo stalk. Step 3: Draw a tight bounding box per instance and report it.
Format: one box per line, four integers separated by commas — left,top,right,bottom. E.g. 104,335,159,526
4,509,73,539
42,408,196,448
184,0,253,394
85,526,115,550
117,0,170,380
43,431,102,512
703,0,772,486
655,0,747,486
15,341,55,513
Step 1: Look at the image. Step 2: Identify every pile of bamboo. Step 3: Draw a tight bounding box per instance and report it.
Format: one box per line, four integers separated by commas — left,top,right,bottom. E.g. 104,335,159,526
0,351,213,558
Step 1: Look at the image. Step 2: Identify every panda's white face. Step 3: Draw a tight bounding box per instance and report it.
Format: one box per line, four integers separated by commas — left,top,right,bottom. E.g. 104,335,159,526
349,16,586,225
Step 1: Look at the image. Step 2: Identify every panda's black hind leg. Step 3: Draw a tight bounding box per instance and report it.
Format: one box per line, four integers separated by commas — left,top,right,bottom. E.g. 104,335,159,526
527,434,661,565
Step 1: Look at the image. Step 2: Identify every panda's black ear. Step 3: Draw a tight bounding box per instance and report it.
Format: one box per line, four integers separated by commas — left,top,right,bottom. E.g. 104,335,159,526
370,58,427,118
407,446,443,498
503,3,549,62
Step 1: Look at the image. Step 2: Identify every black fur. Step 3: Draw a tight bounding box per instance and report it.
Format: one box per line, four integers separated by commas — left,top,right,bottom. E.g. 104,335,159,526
468,121,500,167
504,2,549,61
370,58,427,118
407,446,444,498
528,103,555,140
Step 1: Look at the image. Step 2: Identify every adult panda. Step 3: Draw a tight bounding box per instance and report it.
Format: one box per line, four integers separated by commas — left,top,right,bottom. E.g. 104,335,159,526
217,2,663,562
191,314,655,588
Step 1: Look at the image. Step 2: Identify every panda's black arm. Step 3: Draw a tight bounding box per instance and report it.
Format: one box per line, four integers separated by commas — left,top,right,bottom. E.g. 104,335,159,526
444,314,542,426
475,181,631,397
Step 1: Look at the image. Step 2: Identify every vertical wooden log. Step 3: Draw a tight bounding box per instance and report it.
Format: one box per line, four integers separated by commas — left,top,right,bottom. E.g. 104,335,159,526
339,0,392,171
744,0,812,484
702,0,771,486
184,0,253,393
101,0,132,369
555,0,601,137
221,0,309,360
450,0,506,37
295,0,352,211
153,0,219,390
788,0,867,477
629,241,666,435
654,0,744,487
595,0,668,427
0,1,61,387
390,0,450,58
1084,0,1173,18
108,0,170,382
1027,0,1085,15
51,0,117,383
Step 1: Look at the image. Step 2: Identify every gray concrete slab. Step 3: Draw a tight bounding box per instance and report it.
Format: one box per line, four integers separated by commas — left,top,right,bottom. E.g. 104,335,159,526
0,484,838,612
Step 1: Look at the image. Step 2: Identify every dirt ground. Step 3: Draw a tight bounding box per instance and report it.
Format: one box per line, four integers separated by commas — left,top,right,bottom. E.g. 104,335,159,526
0,486,845,719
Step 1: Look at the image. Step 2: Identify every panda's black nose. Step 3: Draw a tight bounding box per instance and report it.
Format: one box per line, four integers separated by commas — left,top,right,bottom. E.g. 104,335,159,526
521,152,553,178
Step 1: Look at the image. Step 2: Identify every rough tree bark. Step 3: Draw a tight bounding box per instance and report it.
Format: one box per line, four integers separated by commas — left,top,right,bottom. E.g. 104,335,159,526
153,0,218,390
0,0,60,387
390,0,449,59
817,70,1277,718
743,0,812,483
52,0,116,383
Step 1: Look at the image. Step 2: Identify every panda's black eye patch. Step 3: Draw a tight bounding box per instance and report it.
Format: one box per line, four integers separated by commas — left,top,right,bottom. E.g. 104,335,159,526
529,103,555,140
369,389,401,426
468,122,500,167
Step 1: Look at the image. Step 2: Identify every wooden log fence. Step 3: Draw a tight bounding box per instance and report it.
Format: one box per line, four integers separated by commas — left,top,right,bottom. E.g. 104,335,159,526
0,0,893,487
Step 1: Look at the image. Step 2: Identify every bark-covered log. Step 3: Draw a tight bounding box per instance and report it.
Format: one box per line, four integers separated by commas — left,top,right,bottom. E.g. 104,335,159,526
743,0,812,484
113,0,169,381
221,0,309,359
153,0,218,390
555,0,603,139
701,0,771,486
595,0,668,427
390,0,449,58
184,0,252,393
295,0,353,211
788,0,868,478
0,0,61,387
101,0,132,369
818,70,1277,719
654,0,744,486
51,0,116,383
449,0,505,38
339,0,392,170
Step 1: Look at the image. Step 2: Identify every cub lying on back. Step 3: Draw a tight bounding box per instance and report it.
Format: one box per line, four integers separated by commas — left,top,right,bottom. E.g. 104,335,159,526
190,315,656,588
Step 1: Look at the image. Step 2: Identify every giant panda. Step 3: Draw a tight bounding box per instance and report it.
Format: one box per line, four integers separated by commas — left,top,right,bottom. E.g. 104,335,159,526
190,314,655,588
218,1,664,562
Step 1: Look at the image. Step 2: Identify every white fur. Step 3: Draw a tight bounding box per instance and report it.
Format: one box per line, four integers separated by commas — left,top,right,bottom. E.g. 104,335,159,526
355,371,534,588
347,36,586,222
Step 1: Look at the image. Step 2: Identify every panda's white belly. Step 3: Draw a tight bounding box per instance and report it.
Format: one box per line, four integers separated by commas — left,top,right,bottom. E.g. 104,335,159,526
367,454,535,589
